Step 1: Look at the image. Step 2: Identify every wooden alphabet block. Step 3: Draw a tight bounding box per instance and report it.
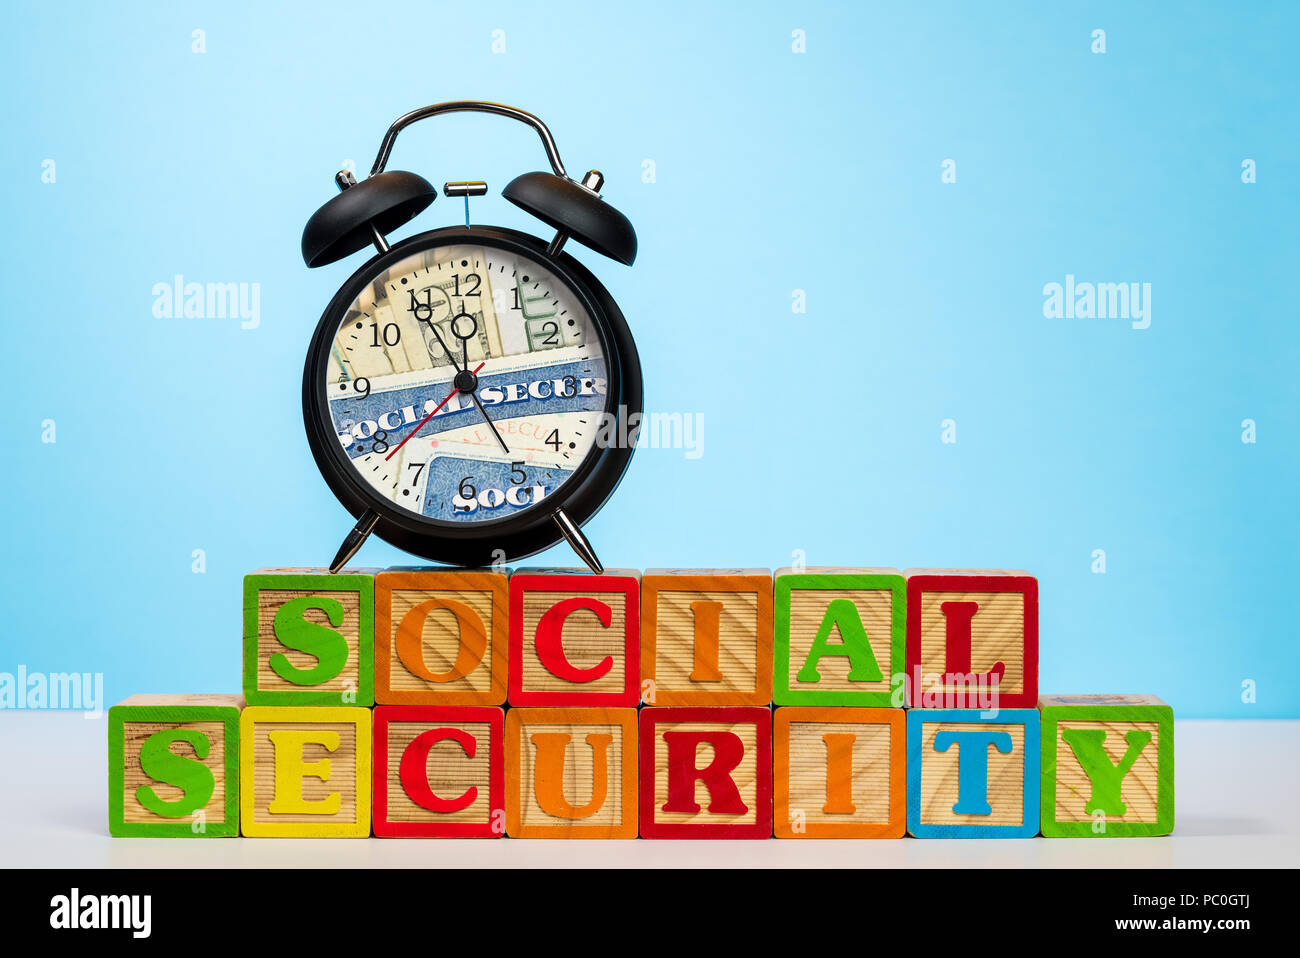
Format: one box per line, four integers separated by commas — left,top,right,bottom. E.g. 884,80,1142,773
508,569,640,706
639,706,772,839
373,705,504,837
243,568,374,707
773,567,904,706
773,706,905,838
1039,694,1174,837
374,568,507,706
905,570,1038,709
239,705,371,837
641,569,773,706
108,694,242,837
504,707,639,838
907,707,1040,838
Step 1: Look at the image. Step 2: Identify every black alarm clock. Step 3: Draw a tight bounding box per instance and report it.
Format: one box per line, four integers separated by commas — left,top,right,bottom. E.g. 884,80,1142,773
299,101,641,575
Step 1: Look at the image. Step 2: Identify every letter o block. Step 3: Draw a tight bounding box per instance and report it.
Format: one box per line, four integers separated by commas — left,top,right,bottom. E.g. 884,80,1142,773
373,705,504,837
639,706,773,839
508,569,641,706
243,568,374,707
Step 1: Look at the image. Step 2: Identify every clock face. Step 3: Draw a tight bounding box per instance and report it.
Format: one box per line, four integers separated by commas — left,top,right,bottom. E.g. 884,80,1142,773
320,241,611,524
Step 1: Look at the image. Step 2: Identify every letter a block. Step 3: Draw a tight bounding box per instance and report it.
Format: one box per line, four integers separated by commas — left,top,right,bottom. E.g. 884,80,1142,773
639,706,773,839
905,570,1038,709
239,706,371,837
774,706,905,838
774,568,904,706
508,569,640,706
1039,694,1174,837
108,694,242,837
641,569,773,706
505,708,639,838
907,708,1040,838
375,569,507,705
243,568,374,707
373,705,504,837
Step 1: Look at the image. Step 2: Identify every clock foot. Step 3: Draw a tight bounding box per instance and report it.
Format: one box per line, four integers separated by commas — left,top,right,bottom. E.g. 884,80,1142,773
328,509,380,573
553,508,604,574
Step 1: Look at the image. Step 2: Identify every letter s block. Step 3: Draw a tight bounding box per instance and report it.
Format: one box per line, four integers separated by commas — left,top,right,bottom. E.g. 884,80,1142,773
508,569,641,706
108,694,242,837
505,708,639,838
907,708,1040,838
639,706,773,839
243,568,374,707
375,569,507,705
1039,694,1173,837
240,706,371,837
373,706,504,837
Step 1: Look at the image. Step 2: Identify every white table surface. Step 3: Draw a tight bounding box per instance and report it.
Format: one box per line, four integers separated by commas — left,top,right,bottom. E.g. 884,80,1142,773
2,713,1294,868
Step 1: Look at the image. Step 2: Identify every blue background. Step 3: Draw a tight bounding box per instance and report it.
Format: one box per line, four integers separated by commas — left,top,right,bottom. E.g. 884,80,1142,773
2,2,1295,717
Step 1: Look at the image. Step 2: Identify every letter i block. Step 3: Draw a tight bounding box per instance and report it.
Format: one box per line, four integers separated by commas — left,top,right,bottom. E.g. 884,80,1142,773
774,707,905,838
907,708,1040,838
505,708,639,838
243,568,374,706
641,569,773,706
508,569,640,706
375,569,507,705
774,567,904,706
905,570,1038,709
639,707,773,839
108,695,242,837
1039,694,1174,837
240,706,371,837
373,706,504,837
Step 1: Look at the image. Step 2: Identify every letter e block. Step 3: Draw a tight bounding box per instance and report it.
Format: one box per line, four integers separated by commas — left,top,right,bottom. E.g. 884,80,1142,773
108,694,242,837
243,568,374,707
907,707,1040,838
508,569,640,706
505,707,638,838
641,568,773,706
375,569,507,705
639,706,773,839
1039,694,1173,837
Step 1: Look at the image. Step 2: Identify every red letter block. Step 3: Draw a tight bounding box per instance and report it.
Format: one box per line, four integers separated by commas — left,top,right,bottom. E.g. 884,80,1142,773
905,570,1038,709
639,707,773,839
509,569,641,706
372,706,504,837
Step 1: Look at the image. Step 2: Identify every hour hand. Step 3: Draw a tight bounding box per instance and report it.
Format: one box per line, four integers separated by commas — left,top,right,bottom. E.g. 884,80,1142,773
469,391,510,454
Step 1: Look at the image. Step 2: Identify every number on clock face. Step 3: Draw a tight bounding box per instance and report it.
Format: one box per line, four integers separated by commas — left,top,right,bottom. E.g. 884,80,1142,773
323,243,609,523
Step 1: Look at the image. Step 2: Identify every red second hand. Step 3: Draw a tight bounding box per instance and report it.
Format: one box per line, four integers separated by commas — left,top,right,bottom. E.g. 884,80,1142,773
383,362,486,462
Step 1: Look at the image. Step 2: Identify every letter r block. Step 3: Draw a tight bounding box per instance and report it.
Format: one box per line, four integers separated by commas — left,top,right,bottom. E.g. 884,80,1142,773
1039,694,1174,837
907,708,1040,838
108,694,242,837
239,706,371,837
243,568,374,707
639,706,773,839
508,569,641,706
375,569,507,705
505,707,639,838
373,705,504,837
641,569,773,706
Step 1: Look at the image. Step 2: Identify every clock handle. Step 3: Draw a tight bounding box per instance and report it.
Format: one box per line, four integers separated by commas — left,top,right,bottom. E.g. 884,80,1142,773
553,509,604,575
328,509,380,574
370,101,568,179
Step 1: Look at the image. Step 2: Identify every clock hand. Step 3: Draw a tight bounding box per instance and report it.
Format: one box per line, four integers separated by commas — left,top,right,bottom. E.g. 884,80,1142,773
426,323,464,373
382,361,487,462
468,391,511,454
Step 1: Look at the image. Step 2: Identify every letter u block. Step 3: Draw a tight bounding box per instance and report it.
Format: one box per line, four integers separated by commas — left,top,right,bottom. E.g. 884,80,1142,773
108,694,242,837
375,569,507,705
905,570,1038,709
641,569,773,706
774,567,905,706
508,569,640,706
373,705,504,837
239,706,371,837
639,706,773,839
1039,694,1174,837
774,706,905,838
505,708,639,838
907,708,1040,838
243,568,374,706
